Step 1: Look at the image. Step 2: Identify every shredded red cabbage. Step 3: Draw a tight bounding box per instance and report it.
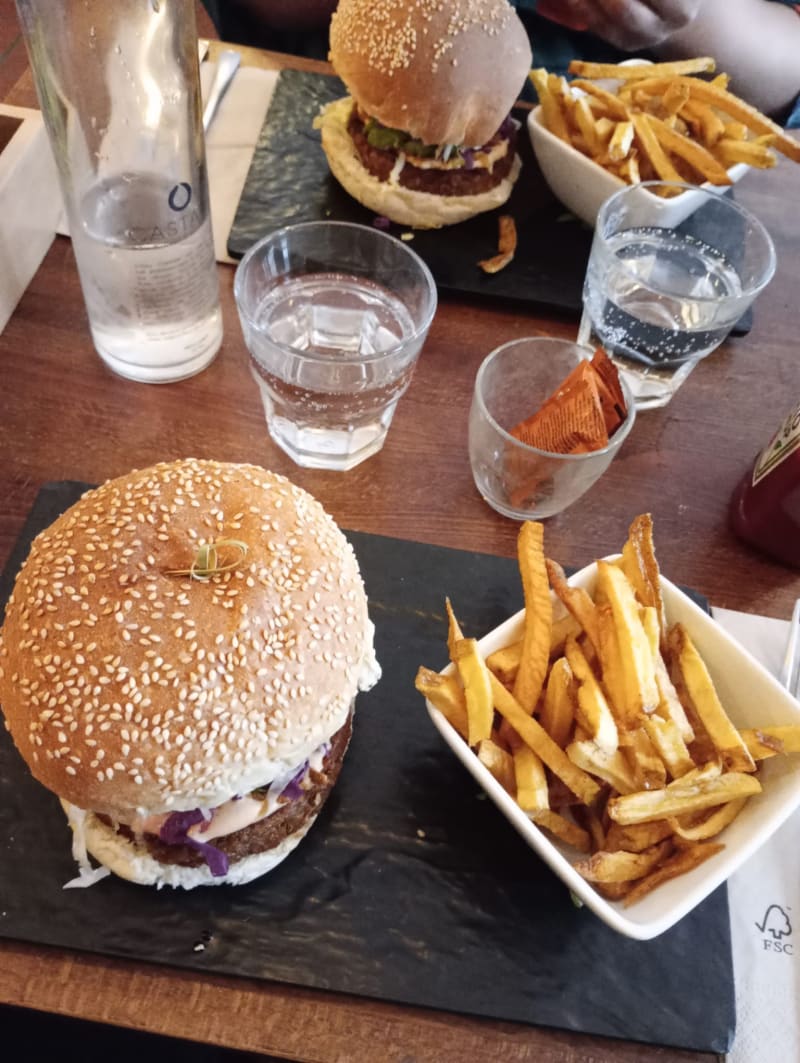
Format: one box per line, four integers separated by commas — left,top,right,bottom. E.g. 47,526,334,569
498,114,515,139
460,148,476,170
281,763,308,802
159,809,230,878
372,215,391,230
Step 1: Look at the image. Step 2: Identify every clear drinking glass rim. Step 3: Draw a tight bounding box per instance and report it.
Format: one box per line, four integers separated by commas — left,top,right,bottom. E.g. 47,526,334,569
233,220,438,365
474,336,636,461
595,180,778,302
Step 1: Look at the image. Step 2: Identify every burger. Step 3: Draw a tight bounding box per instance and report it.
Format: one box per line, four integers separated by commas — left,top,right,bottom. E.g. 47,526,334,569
317,0,533,229
0,459,380,889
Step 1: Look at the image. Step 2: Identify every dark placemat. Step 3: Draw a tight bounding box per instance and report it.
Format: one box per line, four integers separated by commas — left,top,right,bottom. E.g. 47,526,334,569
0,483,735,1054
227,69,752,335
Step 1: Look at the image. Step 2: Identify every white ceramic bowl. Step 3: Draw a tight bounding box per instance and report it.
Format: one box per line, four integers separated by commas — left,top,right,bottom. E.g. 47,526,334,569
527,102,749,228
425,560,800,940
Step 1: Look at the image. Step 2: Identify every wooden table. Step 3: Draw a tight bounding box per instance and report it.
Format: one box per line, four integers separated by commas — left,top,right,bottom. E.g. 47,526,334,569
1,32,799,1063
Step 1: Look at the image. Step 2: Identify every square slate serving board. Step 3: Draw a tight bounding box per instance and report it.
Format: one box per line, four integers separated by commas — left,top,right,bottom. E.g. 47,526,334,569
227,69,752,335
0,483,735,1054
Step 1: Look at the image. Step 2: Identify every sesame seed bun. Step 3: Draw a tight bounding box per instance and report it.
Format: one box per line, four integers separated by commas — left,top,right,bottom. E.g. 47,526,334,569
318,95,522,229
0,460,379,833
328,0,532,148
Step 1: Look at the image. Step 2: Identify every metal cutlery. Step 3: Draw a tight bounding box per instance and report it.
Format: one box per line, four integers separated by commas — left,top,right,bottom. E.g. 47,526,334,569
202,49,241,135
779,597,800,694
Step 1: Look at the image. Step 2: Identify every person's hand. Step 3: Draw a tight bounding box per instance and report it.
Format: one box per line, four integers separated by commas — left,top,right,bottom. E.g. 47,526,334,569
536,0,702,51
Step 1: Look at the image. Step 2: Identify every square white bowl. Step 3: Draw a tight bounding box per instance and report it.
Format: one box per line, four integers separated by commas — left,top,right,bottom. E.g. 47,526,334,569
425,560,800,940
527,105,749,229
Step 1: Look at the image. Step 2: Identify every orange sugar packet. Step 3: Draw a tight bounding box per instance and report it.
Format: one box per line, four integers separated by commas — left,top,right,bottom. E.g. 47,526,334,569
510,348,627,455
590,347,627,435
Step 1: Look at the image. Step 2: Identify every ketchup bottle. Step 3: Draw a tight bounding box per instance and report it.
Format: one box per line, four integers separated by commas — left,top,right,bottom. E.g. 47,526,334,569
730,402,800,567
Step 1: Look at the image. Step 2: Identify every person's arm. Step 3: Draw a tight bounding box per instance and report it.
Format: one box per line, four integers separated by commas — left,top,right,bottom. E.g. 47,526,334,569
653,0,800,117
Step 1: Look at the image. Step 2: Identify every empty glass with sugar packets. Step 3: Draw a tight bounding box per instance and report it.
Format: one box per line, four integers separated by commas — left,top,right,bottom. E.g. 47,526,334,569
578,182,776,410
234,221,437,471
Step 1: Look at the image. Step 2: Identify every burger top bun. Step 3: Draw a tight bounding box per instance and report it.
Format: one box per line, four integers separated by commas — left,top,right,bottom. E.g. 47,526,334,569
0,460,377,821
329,0,532,148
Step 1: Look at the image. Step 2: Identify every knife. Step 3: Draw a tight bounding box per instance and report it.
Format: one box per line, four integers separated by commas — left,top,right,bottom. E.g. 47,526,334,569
202,49,242,135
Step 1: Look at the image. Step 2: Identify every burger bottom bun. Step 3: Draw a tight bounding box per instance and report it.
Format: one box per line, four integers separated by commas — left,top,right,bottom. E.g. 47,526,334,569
63,802,314,889
318,97,522,229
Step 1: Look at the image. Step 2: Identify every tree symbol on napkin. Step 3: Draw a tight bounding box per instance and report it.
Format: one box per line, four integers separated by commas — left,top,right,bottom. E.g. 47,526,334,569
756,904,792,940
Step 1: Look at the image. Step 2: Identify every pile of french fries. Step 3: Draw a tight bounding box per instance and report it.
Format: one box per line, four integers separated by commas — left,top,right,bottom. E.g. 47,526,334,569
416,515,800,907
531,57,800,192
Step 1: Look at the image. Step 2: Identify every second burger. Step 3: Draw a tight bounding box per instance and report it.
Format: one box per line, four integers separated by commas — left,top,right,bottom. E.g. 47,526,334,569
317,0,533,229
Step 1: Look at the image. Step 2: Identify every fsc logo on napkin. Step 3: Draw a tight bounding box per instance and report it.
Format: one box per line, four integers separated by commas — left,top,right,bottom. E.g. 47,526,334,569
756,904,793,953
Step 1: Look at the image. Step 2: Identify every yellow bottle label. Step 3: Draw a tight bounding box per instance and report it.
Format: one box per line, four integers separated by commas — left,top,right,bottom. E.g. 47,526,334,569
752,402,800,486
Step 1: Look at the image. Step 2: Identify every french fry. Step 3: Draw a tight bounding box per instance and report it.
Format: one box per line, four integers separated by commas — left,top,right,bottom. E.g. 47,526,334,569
740,725,800,759
619,727,667,791
513,522,552,714
453,637,494,747
642,711,695,780
596,561,659,724
680,97,727,147
483,613,583,684
715,138,777,169
632,75,800,162
550,612,584,656
668,623,756,773
569,79,631,121
607,119,635,162
539,655,575,748
514,743,549,811
661,79,691,118
668,797,747,841
572,95,602,156
567,57,716,81
567,738,637,794
605,819,674,854
621,513,667,642
594,603,626,716
479,214,517,274
631,111,684,183
477,738,516,794
530,810,592,853
607,771,761,826
445,596,463,658
573,803,607,852
415,666,469,739
490,672,602,806
564,635,619,754
645,112,733,185
485,640,523,687
530,68,571,142
546,558,600,654
574,839,673,883
622,842,724,907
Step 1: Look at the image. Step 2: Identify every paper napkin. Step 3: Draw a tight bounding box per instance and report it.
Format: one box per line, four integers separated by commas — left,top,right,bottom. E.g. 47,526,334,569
712,607,800,1063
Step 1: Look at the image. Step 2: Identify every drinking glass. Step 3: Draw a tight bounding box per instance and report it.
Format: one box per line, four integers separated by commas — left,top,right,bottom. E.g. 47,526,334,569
578,182,776,410
234,221,437,471
469,337,636,520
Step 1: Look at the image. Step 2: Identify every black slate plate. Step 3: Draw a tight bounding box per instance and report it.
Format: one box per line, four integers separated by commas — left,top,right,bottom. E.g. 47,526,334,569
227,69,752,335
0,483,735,1054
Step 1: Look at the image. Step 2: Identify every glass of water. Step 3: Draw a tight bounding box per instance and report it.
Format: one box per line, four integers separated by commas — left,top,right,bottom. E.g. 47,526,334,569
578,181,776,410
234,221,437,471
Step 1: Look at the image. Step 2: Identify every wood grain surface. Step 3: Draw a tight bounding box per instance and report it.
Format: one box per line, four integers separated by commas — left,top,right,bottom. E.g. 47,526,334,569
2,22,799,1063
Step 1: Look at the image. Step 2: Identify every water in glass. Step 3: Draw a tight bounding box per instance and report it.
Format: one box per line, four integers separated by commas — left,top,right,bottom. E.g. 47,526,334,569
77,173,223,382
245,272,420,470
579,225,743,408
